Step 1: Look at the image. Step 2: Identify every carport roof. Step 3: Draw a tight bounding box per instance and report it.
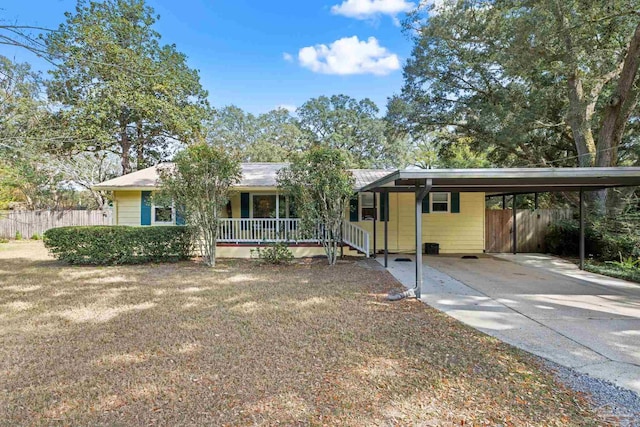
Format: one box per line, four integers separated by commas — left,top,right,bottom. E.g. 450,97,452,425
359,167,640,194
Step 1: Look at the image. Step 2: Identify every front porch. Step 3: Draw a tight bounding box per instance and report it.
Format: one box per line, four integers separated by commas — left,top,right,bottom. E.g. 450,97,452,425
216,218,371,256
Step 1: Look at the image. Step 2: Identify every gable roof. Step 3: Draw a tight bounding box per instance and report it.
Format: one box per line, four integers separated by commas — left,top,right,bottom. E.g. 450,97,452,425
93,163,392,191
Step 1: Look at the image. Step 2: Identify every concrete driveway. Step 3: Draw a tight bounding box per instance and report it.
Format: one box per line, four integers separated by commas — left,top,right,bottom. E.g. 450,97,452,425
379,253,640,393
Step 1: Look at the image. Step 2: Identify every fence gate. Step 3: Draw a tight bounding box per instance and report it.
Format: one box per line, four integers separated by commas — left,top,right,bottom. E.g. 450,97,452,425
485,208,572,253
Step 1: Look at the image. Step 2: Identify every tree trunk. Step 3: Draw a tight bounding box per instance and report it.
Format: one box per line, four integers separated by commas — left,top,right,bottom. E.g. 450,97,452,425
596,21,640,168
136,122,145,170
120,126,131,175
566,73,596,167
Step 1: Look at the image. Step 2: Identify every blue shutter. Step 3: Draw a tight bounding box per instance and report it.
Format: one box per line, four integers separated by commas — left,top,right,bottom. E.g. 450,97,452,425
141,191,152,225
240,193,250,218
451,192,460,213
176,206,186,225
349,195,359,222
422,195,430,213
380,192,388,221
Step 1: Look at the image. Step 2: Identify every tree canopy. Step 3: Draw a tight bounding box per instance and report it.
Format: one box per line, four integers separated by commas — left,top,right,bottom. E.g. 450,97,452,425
298,95,409,168
391,0,640,169
45,0,210,174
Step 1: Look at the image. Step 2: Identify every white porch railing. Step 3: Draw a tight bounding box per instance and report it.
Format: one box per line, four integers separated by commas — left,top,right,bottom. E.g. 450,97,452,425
217,218,370,257
342,221,370,257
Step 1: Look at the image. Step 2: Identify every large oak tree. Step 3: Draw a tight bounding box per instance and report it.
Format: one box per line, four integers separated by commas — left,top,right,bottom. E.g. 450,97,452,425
45,0,209,175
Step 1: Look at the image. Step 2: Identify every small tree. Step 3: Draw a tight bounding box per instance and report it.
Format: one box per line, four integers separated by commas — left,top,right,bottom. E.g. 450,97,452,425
157,143,241,267
277,147,355,265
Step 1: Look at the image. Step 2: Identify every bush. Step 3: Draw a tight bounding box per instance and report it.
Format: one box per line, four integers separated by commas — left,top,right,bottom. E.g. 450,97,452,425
15,231,22,240
43,226,193,265
545,219,640,261
31,233,41,240
256,242,294,265
0,238,8,244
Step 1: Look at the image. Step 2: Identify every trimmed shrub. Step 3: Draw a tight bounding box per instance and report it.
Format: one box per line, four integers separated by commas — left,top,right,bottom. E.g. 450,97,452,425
256,242,294,265
43,226,193,265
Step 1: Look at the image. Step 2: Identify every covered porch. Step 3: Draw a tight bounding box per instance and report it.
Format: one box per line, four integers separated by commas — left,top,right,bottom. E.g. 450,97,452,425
360,167,640,298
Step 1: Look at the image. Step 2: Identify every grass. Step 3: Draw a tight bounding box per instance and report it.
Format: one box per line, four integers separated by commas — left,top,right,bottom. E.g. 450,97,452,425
0,241,605,426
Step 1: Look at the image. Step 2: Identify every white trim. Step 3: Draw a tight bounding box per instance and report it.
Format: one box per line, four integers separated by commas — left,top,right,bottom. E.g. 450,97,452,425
151,203,175,225
430,192,450,213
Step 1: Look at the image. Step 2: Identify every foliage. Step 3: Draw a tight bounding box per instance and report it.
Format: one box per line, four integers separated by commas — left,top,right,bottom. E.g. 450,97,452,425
45,0,210,174
0,238,8,244
14,231,22,241
278,147,355,265
30,233,41,241
585,262,640,284
255,242,294,265
545,219,639,261
393,1,640,172
605,253,640,270
43,225,192,265
298,95,408,168
157,143,241,267
207,106,306,162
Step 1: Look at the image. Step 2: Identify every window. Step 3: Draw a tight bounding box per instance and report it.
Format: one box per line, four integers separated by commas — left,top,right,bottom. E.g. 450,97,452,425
252,195,277,218
360,192,376,221
251,194,296,219
431,192,450,213
153,205,174,224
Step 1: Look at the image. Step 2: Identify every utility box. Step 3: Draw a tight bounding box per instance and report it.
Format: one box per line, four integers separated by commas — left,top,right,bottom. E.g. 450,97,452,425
424,242,440,255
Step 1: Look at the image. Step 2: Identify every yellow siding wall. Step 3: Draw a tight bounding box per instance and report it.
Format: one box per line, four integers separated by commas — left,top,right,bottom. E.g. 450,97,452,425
350,192,485,254
114,191,141,226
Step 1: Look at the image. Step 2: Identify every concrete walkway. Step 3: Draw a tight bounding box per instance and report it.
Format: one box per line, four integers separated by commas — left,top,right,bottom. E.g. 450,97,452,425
379,253,640,394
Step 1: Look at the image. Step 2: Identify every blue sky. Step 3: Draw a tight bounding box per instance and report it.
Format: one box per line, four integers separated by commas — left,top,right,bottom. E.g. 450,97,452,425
0,0,418,114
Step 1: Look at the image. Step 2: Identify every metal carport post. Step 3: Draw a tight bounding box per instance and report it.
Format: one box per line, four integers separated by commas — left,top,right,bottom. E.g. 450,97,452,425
415,179,432,298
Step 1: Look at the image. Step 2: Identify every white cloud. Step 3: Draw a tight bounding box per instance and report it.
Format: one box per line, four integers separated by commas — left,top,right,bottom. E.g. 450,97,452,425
331,0,416,20
298,36,400,76
282,52,294,62
275,104,297,112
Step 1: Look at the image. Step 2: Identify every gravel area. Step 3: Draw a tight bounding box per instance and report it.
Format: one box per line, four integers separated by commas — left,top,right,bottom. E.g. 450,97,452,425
544,359,640,426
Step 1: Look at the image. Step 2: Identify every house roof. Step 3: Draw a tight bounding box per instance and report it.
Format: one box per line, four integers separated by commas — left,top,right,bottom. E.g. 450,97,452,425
359,167,640,194
93,163,393,191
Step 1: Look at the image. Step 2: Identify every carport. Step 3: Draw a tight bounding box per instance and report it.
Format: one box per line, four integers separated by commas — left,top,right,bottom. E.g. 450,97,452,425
360,167,640,298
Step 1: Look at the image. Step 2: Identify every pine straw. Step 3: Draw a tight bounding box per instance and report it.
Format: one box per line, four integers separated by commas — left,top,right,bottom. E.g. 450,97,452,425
0,241,605,426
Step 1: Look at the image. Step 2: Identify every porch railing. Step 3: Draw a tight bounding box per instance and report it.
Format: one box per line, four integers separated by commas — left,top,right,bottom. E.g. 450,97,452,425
216,218,370,257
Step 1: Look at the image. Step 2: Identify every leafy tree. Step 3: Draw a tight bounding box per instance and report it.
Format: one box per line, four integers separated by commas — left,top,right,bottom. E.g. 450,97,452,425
394,0,640,171
207,106,305,162
298,95,408,168
277,147,355,265
157,143,241,267
45,0,209,175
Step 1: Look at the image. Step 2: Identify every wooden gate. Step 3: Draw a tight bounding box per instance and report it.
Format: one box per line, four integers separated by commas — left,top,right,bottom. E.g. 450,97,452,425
485,208,572,253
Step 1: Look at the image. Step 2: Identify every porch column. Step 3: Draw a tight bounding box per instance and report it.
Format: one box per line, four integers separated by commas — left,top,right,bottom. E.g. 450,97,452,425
373,192,377,258
384,189,389,268
512,194,517,254
579,188,585,270
415,179,432,298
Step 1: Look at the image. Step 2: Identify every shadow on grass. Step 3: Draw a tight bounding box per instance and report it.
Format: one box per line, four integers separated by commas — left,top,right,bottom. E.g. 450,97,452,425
0,253,602,426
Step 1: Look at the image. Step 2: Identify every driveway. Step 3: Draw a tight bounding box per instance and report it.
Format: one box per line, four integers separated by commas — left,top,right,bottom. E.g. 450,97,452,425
380,253,640,393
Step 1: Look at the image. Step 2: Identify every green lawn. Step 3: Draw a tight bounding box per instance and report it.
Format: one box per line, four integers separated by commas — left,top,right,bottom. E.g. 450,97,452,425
0,241,603,426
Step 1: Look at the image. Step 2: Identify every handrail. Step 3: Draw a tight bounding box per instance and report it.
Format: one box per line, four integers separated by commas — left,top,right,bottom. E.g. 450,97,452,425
217,218,371,257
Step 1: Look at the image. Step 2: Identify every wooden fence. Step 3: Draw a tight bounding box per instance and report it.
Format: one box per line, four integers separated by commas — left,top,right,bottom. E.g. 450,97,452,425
0,210,112,239
485,208,572,253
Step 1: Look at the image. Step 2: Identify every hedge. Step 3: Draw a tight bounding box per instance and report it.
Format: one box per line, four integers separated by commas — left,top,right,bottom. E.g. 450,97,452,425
43,226,193,265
